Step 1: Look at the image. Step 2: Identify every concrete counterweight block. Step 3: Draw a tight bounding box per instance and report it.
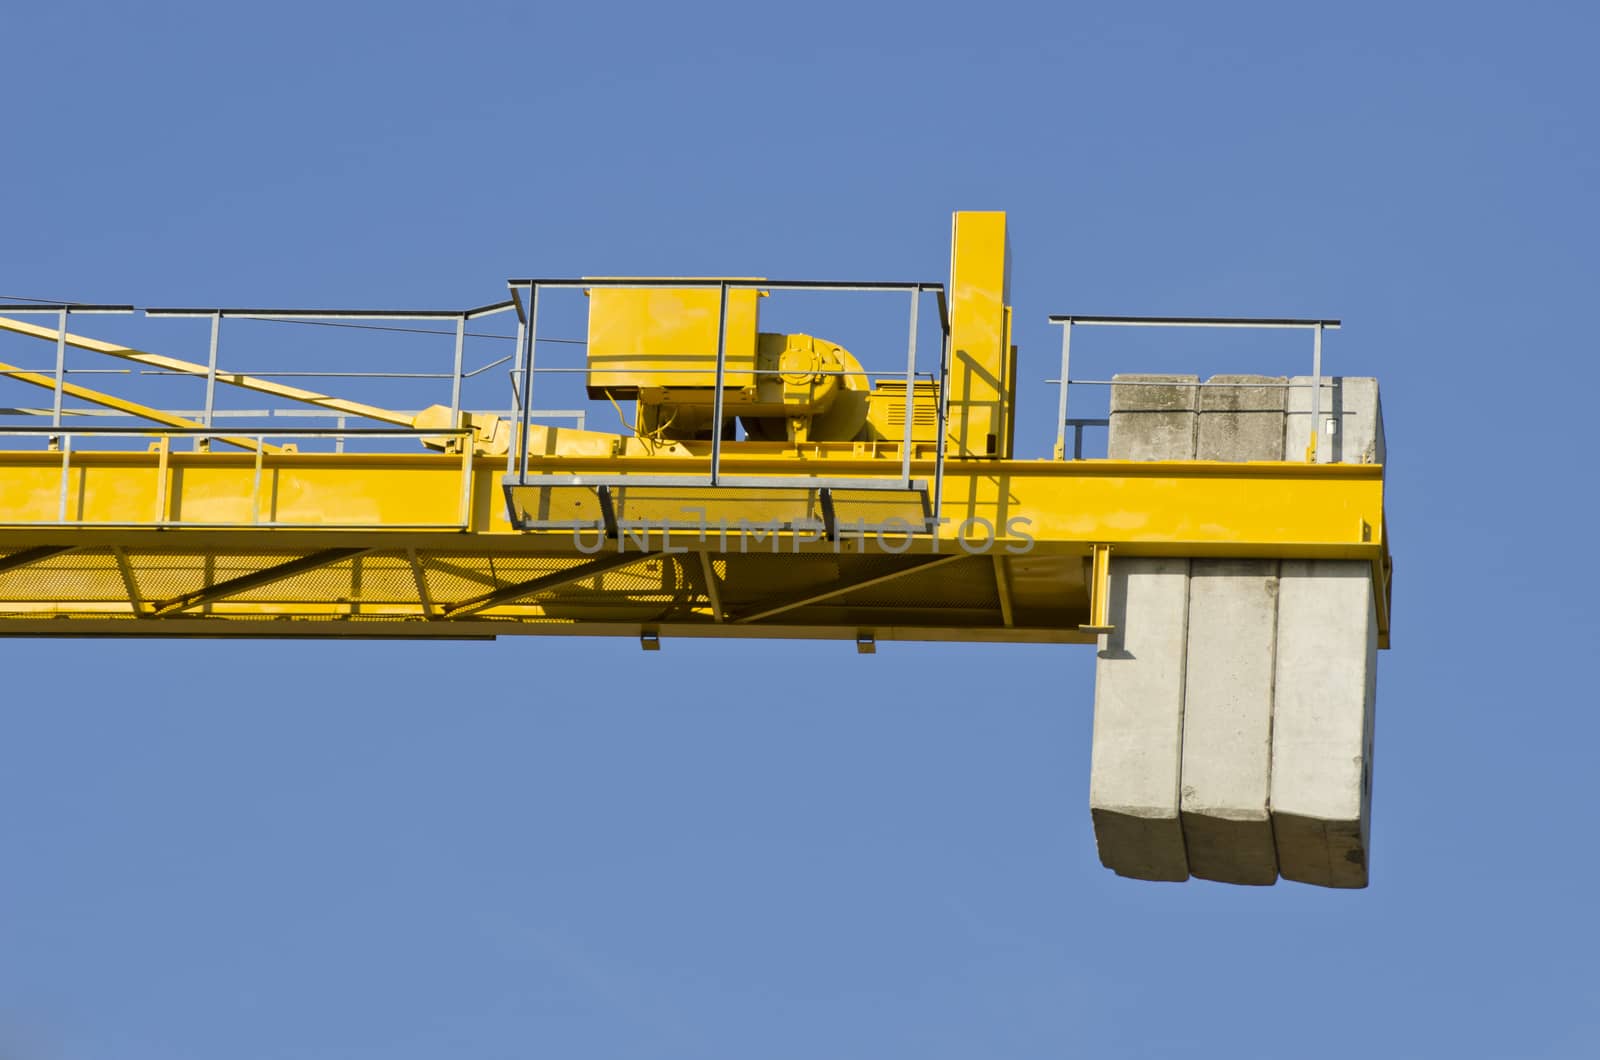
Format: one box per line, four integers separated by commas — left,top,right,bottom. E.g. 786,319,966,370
1273,380,1382,886
1180,559,1280,885
1090,558,1192,881
1089,372,1385,889
1285,376,1385,465
1107,375,1199,460
1197,374,1288,461
1178,376,1286,885
1089,374,1201,880
1271,560,1378,888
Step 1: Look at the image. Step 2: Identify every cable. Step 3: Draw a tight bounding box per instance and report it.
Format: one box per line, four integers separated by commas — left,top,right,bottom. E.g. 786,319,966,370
241,317,585,344
0,293,79,305
0,299,588,345
603,391,678,453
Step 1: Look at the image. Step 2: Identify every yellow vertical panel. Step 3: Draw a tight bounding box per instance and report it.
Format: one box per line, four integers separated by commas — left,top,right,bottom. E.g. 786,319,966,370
586,287,760,395
946,211,1013,458
0,464,73,523
246,464,465,526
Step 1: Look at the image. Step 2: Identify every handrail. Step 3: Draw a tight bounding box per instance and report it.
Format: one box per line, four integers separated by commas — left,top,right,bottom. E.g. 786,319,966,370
1047,314,1342,461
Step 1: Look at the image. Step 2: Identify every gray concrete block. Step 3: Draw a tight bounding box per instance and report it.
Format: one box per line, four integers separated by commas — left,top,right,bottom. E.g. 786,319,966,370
1180,559,1280,885
1090,557,1191,882
1271,559,1377,888
1285,376,1385,465
1094,373,1384,890
1197,375,1286,461
1108,375,1198,460
1176,377,1286,884
1275,378,1382,886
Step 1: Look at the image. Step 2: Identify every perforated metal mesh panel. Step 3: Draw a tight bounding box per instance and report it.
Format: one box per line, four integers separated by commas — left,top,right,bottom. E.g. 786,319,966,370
0,549,127,602
0,543,1016,634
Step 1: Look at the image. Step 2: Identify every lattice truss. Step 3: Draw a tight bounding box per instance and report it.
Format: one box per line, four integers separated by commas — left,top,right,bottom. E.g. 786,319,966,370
0,545,1067,633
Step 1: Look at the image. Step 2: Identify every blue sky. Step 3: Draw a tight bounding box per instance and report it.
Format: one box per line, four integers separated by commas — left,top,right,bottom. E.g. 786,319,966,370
2,2,1597,1057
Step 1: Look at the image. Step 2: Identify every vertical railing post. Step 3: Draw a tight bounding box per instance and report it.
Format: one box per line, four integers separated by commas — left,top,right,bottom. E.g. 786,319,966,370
518,285,538,482
450,313,466,424
932,319,951,523
458,429,474,530
1053,319,1073,460
251,438,265,524
1308,322,1324,462
709,281,729,487
201,311,221,451
57,433,71,523
51,307,68,429
506,320,524,477
153,435,169,524
901,286,920,487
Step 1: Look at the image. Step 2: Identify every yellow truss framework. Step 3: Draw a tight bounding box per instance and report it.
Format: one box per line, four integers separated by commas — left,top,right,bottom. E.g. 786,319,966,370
0,447,1390,647
0,211,1392,647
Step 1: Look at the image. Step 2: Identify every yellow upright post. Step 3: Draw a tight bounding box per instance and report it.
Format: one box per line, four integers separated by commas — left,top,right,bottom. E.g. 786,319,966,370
945,211,1014,458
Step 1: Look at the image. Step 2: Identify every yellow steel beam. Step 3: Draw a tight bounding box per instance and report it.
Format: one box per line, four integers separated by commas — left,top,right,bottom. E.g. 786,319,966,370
405,547,438,619
0,360,281,453
1080,543,1113,635
992,555,1015,628
0,315,411,427
0,451,1385,556
945,211,1013,457
0,452,1390,645
111,546,145,615
697,551,725,623
0,613,1086,645
507,459,1387,560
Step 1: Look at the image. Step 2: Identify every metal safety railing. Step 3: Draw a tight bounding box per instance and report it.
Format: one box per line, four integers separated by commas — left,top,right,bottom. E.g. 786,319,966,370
1062,418,1110,461
502,278,952,529
1045,315,1342,461
143,303,524,427
0,407,587,454
0,305,136,427
0,301,553,448
0,425,478,530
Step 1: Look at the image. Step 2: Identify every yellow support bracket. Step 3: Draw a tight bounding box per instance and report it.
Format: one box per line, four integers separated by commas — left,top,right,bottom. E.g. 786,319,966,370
1080,543,1114,635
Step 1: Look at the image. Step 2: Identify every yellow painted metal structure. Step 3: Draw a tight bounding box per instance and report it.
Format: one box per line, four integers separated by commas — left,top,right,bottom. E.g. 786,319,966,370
0,211,1391,647
946,211,1015,458
587,285,764,394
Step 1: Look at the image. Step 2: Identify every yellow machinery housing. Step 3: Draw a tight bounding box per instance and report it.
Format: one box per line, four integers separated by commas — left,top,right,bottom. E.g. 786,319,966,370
0,211,1390,647
582,283,922,445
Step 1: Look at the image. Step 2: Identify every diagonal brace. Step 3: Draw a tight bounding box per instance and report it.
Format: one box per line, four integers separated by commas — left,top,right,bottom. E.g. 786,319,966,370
733,553,967,624
149,548,368,617
0,545,75,575
442,553,642,619
0,315,407,427
0,357,279,453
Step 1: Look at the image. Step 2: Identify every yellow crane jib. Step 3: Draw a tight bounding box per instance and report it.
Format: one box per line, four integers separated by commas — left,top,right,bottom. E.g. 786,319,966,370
0,213,1392,887
0,210,1387,663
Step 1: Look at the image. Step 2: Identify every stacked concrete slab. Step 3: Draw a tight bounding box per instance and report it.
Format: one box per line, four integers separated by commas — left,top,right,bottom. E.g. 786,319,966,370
1089,377,1197,881
1285,375,1385,466
1274,376,1383,886
1090,374,1382,888
1271,559,1378,887
1182,376,1286,885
